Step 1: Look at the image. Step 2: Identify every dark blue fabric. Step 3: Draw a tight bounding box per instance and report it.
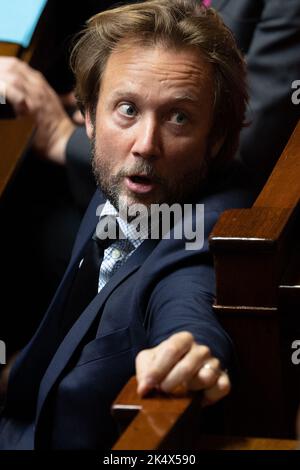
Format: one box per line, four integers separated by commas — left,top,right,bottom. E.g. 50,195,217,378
212,0,300,186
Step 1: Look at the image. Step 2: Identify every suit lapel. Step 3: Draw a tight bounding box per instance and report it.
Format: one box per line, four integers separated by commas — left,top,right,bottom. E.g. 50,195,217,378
35,236,159,425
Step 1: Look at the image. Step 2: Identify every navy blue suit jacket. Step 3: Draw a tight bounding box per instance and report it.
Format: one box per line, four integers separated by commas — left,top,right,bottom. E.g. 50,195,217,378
0,176,254,449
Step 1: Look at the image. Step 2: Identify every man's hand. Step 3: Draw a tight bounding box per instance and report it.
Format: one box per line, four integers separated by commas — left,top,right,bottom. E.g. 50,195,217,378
136,331,231,406
0,57,76,164
60,91,85,125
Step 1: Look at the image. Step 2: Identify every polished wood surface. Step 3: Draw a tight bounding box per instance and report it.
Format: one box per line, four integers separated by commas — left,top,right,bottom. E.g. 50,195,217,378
209,120,300,438
197,435,299,450
0,39,36,197
254,120,300,210
210,120,300,309
112,377,202,450
0,40,36,195
0,43,20,57
0,3,53,197
112,378,299,450
210,121,300,310
0,116,35,196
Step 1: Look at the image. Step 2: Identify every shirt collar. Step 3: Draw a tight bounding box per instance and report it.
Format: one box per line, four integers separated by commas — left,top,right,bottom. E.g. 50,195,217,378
98,200,147,249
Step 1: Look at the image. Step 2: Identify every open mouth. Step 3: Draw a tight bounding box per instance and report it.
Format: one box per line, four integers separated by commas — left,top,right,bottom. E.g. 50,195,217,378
129,175,152,184
125,174,156,194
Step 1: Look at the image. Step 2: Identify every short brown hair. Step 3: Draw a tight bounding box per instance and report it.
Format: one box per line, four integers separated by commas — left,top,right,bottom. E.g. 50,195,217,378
71,0,248,164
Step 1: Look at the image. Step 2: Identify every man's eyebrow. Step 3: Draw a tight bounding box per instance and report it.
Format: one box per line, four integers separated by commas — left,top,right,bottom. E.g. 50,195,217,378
109,91,199,103
110,90,138,100
173,94,198,103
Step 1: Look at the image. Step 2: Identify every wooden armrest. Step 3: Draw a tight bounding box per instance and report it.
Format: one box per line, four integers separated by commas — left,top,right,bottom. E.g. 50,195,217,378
111,377,202,450
111,378,299,450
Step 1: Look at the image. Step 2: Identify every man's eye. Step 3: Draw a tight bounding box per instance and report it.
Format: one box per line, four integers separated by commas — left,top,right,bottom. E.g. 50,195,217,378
169,111,188,125
118,103,137,117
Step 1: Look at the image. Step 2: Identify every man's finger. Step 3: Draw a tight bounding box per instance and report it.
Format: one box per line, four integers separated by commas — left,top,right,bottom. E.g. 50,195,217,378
158,343,211,393
201,371,231,406
186,357,222,391
135,349,157,396
136,332,194,396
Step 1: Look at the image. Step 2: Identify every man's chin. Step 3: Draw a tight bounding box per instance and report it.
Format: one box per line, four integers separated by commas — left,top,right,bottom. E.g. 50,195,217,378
118,192,154,211
117,188,187,212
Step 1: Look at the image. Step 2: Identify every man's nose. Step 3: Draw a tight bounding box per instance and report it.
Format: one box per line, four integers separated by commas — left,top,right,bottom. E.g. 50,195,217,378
131,116,161,159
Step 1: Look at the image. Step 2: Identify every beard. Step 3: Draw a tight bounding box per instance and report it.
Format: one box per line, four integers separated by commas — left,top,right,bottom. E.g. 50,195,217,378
91,133,208,213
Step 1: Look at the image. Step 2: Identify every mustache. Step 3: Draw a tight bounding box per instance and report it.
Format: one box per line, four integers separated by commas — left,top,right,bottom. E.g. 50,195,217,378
116,162,164,185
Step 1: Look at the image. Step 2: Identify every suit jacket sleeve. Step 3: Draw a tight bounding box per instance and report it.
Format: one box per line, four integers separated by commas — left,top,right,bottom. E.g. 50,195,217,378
141,207,238,377
145,262,235,372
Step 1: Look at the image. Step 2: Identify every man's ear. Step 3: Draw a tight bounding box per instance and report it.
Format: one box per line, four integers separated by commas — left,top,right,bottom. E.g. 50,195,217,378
211,135,225,158
85,110,94,139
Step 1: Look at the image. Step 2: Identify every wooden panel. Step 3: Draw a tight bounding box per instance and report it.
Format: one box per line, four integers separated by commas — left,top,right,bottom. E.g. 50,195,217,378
254,120,300,210
0,2,54,197
0,117,35,195
112,377,202,450
208,120,300,438
196,435,298,450
210,120,300,310
0,43,21,57
216,309,288,437
0,39,35,196
209,205,297,308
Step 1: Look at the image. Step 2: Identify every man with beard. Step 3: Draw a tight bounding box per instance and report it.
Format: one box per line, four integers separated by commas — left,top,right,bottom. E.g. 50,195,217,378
0,0,252,449
1,0,299,375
